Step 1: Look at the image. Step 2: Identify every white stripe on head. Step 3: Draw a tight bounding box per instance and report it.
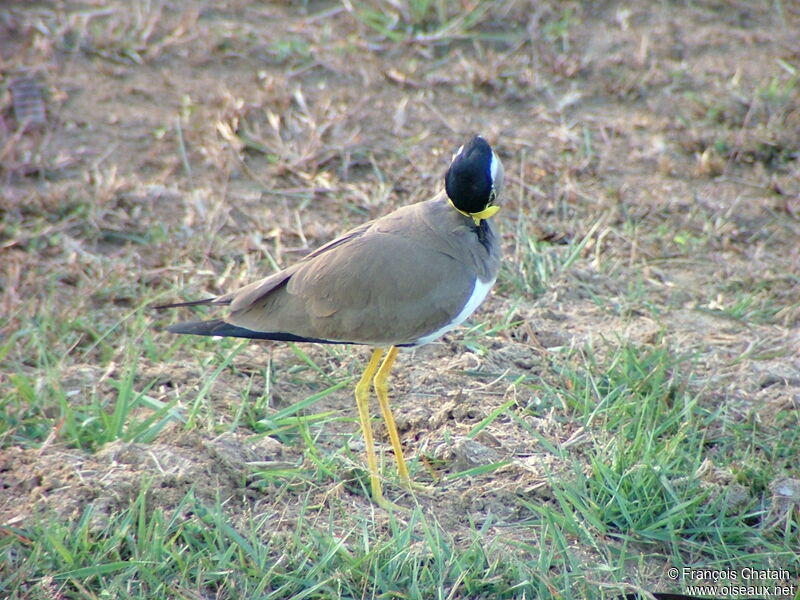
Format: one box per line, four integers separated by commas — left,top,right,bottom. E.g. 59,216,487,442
451,144,465,162
490,151,499,185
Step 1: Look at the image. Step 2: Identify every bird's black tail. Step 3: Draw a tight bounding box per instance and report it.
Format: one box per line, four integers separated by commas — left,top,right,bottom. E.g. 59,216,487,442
166,319,346,344
151,297,218,310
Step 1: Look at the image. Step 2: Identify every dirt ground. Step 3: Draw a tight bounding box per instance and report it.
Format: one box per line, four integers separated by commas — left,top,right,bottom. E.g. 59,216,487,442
2,0,799,595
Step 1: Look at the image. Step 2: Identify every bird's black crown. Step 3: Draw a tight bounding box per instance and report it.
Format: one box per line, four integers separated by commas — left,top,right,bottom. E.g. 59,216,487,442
444,136,497,214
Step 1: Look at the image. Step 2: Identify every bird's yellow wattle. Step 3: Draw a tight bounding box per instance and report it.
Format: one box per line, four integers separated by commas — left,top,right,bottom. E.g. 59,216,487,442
448,199,500,225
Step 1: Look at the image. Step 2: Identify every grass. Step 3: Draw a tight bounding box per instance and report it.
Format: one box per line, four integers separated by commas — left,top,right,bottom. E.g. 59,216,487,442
3,1,800,599
499,216,602,297
542,344,760,556
6,328,797,598
2,488,585,599
346,0,499,43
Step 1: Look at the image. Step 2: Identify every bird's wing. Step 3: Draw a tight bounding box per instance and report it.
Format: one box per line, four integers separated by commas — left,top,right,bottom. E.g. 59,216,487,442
228,201,478,345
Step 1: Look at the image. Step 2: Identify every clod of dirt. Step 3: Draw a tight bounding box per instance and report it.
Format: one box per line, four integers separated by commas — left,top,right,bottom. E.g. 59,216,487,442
432,435,503,472
766,477,800,527
722,484,752,513
0,429,287,530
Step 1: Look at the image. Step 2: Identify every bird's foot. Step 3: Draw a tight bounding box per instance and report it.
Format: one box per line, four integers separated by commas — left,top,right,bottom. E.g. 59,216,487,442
399,478,436,495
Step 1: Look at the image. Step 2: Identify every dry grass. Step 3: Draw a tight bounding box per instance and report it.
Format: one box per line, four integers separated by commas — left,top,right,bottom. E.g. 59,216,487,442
2,1,799,598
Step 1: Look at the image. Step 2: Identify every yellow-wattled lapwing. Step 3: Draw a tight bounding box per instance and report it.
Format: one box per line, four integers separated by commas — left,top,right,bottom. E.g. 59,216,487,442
157,135,504,506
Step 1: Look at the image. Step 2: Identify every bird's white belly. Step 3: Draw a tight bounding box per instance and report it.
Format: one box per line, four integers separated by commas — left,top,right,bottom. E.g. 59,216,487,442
412,277,495,346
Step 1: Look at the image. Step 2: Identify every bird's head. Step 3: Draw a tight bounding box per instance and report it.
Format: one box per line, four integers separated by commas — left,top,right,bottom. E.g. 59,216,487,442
444,135,504,225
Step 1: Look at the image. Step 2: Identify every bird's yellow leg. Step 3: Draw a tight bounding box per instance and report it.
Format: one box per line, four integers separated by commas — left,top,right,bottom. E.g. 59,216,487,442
355,348,386,504
373,346,411,485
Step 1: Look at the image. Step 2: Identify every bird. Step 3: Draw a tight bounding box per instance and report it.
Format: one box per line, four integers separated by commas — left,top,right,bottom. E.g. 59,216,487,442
156,135,504,506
